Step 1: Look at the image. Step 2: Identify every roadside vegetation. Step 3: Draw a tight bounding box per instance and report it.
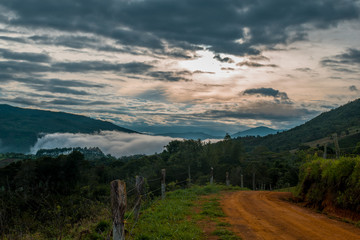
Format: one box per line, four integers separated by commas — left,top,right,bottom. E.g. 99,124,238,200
296,156,360,215
130,184,243,240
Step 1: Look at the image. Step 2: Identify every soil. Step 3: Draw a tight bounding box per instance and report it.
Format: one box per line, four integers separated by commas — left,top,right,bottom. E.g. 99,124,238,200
194,195,221,240
221,191,360,240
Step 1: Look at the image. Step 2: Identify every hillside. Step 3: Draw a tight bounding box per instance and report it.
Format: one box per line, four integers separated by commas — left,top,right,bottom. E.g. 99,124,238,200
238,99,360,151
231,126,279,138
0,104,135,153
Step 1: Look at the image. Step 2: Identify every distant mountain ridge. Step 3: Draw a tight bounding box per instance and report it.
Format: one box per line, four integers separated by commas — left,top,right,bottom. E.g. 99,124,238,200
0,104,135,153
231,126,280,138
238,98,360,151
155,132,222,140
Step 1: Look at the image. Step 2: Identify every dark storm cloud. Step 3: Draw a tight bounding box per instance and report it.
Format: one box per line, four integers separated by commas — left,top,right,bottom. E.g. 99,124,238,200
0,36,28,43
1,0,358,56
0,60,50,74
199,102,318,121
213,54,234,63
237,61,278,68
52,61,153,73
321,48,360,72
243,88,289,100
0,48,51,62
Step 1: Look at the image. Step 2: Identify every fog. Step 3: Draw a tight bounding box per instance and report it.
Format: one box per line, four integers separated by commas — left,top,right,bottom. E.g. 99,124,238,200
30,131,179,157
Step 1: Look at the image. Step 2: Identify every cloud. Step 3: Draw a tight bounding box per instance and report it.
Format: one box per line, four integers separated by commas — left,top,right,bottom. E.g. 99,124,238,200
29,131,178,157
243,87,289,101
52,61,153,73
199,101,318,122
349,85,358,91
1,0,359,56
0,48,51,62
148,71,192,82
321,48,360,72
237,61,278,68
213,54,234,63
295,67,312,72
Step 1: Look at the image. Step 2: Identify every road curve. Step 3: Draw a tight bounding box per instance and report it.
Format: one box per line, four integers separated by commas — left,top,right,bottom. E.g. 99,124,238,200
221,191,360,240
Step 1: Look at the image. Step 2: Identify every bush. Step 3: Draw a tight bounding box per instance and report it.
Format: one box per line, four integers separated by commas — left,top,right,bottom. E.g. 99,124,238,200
296,156,360,212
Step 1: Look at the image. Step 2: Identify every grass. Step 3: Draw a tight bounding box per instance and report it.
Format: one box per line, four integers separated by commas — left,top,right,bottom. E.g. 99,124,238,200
129,184,243,240
274,186,296,194
212,228,242,240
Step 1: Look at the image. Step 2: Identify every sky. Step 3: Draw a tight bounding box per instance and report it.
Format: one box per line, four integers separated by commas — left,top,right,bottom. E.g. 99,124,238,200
1,0,360,136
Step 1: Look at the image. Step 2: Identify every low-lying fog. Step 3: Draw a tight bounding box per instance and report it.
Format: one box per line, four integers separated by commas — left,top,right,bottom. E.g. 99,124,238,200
30,131,221,157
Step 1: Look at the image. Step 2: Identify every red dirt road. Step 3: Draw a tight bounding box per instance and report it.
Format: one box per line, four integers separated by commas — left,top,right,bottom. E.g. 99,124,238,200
221,191,360,240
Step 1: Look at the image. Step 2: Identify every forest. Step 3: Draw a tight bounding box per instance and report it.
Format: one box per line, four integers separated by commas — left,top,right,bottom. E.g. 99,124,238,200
0,136,303,239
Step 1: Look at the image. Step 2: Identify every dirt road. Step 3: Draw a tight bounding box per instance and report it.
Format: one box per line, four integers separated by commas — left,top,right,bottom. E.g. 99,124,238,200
221,191,360,240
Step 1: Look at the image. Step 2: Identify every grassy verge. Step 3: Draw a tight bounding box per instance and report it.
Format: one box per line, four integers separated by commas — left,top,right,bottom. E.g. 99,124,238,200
128,184,243,240
274,186,297,194
200,196,242,240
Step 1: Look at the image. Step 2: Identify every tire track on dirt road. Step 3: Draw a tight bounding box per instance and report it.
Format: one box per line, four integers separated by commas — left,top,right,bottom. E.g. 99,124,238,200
221,191,360,240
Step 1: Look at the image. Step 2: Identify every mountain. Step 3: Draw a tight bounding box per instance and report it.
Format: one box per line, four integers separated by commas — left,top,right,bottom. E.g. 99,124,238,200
237,99,360,152
155,132,222,140
231,126,279,138
0,104,136,153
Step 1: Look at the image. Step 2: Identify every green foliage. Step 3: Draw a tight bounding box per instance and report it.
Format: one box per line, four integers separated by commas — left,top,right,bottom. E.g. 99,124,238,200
296,156,360,212
201,197,225,218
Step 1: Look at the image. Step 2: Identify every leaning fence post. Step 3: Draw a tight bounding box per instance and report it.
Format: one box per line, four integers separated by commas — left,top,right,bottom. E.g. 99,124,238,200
110,180,126,240
210,167,214,184
161,169,166,200
134,176,144,222
226,172,230,186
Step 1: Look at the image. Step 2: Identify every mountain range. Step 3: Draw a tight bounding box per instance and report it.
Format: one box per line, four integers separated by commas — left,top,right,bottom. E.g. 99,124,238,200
1,98,360,153
0,104,135,153
231,126,280,138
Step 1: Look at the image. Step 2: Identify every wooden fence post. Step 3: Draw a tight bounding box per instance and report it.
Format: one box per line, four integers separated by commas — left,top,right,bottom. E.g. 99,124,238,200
241,174,244,188
110,180,126,240
226,172,230,186
161,169,166,200
134,176,144,222
323,143,327,159
210,167,214,185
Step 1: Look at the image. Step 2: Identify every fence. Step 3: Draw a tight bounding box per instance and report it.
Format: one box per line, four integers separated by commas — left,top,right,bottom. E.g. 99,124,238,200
109,166,274,239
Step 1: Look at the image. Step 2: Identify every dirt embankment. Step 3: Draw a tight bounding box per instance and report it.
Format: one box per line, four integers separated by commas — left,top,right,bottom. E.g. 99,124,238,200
221,191,360,240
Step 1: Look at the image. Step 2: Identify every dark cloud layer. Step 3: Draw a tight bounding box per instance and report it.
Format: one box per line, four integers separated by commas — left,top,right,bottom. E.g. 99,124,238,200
199,102,318,122
148,71,192,82
0,48,51,62
321,48,360,72
243,87,289,101
1,0,359,56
